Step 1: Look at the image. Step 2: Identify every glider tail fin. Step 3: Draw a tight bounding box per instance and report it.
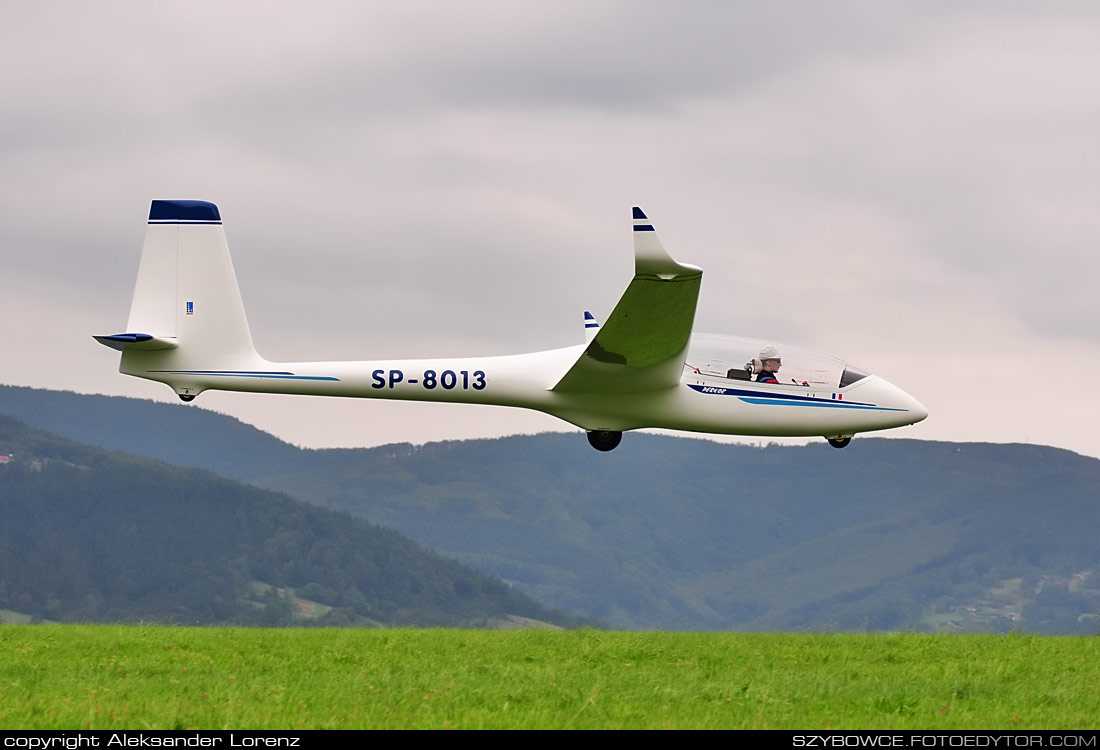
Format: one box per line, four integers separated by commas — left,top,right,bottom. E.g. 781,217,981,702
95,200,263,397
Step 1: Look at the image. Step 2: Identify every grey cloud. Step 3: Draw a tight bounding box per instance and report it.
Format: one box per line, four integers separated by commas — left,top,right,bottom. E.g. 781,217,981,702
3,1,1100,457
202,2,940,125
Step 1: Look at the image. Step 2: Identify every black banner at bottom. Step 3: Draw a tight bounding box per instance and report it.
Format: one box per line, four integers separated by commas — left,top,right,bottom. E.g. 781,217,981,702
0,729,1098,738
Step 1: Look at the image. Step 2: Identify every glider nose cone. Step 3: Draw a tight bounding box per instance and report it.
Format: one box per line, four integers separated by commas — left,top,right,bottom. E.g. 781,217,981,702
907,393,929,425
880,378,928,426
851,376,927,428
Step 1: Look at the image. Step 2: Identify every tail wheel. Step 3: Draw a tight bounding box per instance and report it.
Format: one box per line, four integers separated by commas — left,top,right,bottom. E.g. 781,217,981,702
827,437,852,449
587,430,623,452
178,394,196,402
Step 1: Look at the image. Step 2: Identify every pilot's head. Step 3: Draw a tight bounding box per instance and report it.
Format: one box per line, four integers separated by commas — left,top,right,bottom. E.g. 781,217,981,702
758,345,781,373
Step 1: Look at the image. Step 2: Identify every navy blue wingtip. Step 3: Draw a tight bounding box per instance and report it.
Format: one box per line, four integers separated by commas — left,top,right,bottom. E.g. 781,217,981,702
632,206,648,220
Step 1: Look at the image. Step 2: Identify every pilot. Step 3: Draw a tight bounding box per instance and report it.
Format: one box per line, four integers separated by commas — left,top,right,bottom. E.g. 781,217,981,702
756,346,781,384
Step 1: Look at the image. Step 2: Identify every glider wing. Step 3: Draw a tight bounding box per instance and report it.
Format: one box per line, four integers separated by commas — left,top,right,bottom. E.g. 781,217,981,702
553,208,702,394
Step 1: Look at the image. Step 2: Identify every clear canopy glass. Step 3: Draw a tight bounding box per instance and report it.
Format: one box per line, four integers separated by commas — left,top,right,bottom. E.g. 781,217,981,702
685,333,869,389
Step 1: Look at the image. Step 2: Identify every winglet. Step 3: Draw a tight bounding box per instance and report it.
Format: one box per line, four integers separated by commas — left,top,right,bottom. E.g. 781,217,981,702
553,208,703,394
633,207,701,278
583,310,600,344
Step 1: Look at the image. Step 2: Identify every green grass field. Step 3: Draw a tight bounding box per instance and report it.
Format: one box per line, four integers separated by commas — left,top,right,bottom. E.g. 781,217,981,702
1,625,1097,730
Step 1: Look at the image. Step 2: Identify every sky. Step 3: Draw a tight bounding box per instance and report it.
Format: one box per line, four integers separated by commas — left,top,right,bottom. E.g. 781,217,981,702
2,1,1099,458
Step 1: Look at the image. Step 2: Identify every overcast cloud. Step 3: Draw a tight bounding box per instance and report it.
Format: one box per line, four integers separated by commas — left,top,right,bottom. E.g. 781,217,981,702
2,1,1098,457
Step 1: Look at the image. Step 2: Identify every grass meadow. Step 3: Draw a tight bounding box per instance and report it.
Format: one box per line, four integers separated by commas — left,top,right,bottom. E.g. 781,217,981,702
0,625,1097,730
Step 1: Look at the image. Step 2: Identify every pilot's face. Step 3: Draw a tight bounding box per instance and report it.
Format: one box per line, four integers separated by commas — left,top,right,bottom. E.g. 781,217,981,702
762,358,781,373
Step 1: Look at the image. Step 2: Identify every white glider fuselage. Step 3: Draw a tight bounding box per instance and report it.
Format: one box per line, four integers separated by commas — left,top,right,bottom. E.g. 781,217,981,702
98,201,926,449
117,345,921,438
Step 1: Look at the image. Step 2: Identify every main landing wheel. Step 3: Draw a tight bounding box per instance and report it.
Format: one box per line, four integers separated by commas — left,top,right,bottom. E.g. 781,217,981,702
178,394,196,402
587,430,623,452
827,437,852,449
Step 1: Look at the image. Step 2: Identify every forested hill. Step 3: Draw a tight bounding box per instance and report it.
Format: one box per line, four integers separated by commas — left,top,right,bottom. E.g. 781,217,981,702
0,385,315,480
254,434,1100,633
3,385,1100,633
0,414,589,629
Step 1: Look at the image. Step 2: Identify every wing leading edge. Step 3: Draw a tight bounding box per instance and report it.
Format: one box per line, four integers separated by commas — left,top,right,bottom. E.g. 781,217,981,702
553,208,702,394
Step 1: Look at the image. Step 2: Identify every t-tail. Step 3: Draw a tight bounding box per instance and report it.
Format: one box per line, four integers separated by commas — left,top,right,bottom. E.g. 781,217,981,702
94,200,265,401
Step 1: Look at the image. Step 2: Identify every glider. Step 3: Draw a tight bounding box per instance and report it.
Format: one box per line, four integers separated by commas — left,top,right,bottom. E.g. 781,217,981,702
96,201,926,451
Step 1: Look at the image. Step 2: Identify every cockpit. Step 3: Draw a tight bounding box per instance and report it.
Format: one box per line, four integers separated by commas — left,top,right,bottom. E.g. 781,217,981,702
684,333,870,390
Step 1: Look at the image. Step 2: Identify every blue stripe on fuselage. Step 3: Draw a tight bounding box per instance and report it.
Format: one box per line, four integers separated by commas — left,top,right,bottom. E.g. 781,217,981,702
736,397,906,412
686,383,906,411
150,370,339,382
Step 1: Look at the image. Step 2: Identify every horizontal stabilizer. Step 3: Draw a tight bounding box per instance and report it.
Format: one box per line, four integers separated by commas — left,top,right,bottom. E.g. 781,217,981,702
93,333,179,352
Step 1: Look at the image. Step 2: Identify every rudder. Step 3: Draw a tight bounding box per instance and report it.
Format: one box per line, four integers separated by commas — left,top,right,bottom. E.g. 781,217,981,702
96,200,263,398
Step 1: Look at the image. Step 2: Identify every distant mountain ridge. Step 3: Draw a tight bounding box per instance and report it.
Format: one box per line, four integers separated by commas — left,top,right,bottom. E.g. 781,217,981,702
0,385,314,479
0,412,587,629
2,384,1099,633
